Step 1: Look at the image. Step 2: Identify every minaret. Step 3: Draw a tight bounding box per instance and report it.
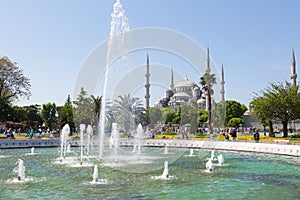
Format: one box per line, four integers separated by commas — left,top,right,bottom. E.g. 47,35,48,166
145,53,150,109
170,67,174,90
205,47,211,111
291,49,297,87
220,64,225,102
206,47,211,74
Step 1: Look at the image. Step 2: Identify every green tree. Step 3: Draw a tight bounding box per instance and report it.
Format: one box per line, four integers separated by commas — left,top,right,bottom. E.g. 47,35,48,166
134,107,150,128
228,117,244,128
5,104,42,130
251,82,300,137
0,56,31,120
90,95,102,120
57,95,75,132
90,95,113,128
200,71,216,133
9,106,26,123
113,94,145,132
41,103,57,129
161,107,177,124
148,107,163,128
260,118,270,136
178,105,198,134
198,109,208,127
73,87,94,126
224,100,247,125
212,100,247,128
25,105,42,130
212,101,226,128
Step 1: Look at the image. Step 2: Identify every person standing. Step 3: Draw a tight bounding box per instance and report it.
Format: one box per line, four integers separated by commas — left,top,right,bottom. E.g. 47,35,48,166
29,127,34,139
254,130,260,143
225,133,230,141
230,128,237,142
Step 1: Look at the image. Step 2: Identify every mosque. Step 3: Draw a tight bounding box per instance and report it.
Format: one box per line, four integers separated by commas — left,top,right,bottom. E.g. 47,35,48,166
144,48,225,112
143,48,298,130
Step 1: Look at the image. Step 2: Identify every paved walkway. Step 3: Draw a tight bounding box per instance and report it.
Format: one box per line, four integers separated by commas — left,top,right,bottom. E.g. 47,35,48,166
120,139,300,157
1,138,299,157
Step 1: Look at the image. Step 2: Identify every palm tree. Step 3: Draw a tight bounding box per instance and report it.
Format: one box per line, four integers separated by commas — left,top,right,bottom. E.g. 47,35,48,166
90,95,102,119
113,94,145,133
200,72,216,134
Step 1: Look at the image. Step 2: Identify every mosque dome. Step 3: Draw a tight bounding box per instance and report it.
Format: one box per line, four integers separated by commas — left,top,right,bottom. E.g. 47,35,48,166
174,77,197,88
172,92,191,98
197,98,206,104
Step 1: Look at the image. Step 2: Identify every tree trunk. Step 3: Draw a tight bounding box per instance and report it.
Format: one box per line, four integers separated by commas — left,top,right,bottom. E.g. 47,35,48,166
268,120,275,137
207,87,212,134
282,120,288,138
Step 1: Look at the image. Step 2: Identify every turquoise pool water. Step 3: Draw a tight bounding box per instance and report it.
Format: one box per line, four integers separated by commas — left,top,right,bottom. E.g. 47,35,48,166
0,147,299,199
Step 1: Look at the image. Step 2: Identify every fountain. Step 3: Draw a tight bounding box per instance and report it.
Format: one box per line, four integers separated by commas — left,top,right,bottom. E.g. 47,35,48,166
1,146,299,198
25,147,36,155
86,125,93,155
67,143,71,153
187,149,195,157
209,150,217,161
90,165,108,184
31,147,35,154
17,159,25,181
110,123,120,162
132,124,145,156
6,158,34,183
1,1,300,198
63,124,94,167
151,161,174,180
217,154,224,166
98,0,130,159
205,158,214,173
161,161,171,179
60,124,70,161
79,124,86,165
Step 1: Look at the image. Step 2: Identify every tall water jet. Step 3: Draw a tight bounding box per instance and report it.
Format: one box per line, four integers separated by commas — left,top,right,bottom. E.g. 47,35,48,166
98,0,130,159
161,161,169,179
133,124,144,156
92,165,99,183
80,124,86,165
110,123,120,162
86,125,93,155
17,159,25,181
60,124,70,160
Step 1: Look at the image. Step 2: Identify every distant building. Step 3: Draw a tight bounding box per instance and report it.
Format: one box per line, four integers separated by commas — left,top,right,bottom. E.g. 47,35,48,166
153,48,222,111
156,74,204,111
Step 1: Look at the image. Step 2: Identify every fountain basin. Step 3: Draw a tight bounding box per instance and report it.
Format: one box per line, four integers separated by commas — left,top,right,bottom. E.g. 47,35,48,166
0,147,299,199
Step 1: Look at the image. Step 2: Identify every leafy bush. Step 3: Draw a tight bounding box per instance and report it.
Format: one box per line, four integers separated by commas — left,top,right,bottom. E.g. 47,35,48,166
290,134,300,138
162,131,177,135
194,133,207,138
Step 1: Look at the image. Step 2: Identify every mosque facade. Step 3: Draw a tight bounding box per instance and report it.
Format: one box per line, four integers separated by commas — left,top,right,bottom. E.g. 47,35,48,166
146,48,222,111
155,74,207,111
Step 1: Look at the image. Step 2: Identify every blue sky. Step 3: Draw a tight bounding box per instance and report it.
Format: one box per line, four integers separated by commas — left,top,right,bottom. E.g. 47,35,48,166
1,0,299,107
